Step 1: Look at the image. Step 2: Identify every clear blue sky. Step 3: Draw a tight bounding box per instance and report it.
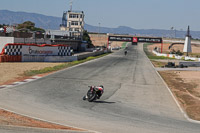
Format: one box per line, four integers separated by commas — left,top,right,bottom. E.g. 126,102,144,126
1,0,200,31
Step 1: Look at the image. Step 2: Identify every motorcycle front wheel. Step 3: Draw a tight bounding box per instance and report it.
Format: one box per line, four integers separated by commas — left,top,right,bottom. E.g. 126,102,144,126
87,90,97,102
83,96,87,100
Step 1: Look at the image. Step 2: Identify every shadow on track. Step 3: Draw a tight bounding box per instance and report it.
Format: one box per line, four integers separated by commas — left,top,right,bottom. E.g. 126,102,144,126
93,101,115,104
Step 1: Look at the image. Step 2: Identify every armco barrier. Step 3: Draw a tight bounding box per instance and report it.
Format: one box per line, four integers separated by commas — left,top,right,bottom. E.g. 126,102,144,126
77,50,105,60
179,61,200,67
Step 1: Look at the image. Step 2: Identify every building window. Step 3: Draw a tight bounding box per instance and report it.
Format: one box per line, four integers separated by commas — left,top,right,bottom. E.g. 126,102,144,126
75,28,79,32
69,14,79,18
71,21,79,25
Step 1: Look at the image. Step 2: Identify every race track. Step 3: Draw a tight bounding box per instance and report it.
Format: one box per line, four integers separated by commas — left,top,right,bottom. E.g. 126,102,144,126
0,43,200,133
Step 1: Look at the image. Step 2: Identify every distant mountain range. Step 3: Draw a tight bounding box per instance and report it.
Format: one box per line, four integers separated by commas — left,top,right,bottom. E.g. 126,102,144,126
1,10,200,39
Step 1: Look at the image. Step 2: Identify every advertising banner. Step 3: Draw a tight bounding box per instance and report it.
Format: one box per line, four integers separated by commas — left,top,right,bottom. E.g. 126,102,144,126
108,36,133,42
137,37,162,43
22,46,58,56
108,36,162,43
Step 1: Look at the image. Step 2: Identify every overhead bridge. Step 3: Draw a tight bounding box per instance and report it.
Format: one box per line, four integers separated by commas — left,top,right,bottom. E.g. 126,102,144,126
108,36,162,43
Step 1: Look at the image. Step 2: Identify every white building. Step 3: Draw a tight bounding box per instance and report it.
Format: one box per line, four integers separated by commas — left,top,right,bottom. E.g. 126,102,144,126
60,10,84,37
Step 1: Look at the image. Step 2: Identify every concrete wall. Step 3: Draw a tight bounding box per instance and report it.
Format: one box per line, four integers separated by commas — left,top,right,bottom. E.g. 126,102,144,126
22,55,77,62
179,61,200,67
0,37,14,52
77,50,106,60
14,38,51,44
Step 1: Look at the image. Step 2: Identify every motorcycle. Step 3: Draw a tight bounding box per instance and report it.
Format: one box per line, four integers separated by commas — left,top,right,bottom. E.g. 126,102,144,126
83,86,104,102
124,50,127,55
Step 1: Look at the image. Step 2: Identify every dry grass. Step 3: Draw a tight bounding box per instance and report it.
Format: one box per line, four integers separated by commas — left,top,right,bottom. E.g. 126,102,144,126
0,63,63,85
0,109,84,131
159,71,200,120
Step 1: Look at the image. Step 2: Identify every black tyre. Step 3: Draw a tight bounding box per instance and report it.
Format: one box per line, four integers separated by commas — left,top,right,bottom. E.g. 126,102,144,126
87,90,97,102
83,96,87,100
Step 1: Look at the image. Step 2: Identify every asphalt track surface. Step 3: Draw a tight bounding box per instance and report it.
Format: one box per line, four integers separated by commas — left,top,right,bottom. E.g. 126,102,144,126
0,43,200,133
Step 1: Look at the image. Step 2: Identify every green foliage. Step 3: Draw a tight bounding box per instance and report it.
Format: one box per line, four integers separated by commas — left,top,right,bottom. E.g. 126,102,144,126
17,21,45,32
83,30,93,47
0,24,9,28
170,49,183,56
121,42,128,49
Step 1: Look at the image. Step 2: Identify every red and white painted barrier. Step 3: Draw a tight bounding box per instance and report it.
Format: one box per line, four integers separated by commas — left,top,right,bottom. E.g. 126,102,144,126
0,43,74,62
153,50,200,61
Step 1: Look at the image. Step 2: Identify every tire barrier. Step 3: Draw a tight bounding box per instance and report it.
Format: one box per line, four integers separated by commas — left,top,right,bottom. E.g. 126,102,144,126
0,55,22,62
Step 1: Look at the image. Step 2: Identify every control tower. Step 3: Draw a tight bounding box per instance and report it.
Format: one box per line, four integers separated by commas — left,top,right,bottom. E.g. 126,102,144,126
60,1,84,37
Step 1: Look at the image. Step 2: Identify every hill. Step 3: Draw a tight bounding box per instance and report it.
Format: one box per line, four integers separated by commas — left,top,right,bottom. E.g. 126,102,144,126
1,10,200,39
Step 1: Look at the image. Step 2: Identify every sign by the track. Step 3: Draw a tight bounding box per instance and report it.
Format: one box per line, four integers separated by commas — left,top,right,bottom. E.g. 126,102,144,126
137,37,162,43
108,36,162,43
108,36,133,42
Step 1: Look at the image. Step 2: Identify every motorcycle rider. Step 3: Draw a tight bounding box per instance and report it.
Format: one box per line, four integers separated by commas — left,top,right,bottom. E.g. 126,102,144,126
124,50,127,55
84,85,104,100
95,85,104,99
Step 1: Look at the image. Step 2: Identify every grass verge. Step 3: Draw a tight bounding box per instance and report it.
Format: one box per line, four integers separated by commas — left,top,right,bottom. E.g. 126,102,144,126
121,42,128,49
24,53,110,76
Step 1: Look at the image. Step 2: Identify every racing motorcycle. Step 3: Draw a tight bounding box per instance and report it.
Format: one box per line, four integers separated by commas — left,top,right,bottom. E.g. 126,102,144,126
83,85,104,102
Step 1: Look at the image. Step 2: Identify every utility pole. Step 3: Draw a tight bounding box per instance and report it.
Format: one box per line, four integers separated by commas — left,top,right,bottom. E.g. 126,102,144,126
70,0,73,11
98,23,101,35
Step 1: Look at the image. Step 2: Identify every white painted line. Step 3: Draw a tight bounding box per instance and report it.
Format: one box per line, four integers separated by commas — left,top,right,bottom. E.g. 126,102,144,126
0,107,97,133
0,76,42,90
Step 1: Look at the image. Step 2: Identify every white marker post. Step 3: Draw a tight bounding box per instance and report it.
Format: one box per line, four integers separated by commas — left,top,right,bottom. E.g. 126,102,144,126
183,26,192,56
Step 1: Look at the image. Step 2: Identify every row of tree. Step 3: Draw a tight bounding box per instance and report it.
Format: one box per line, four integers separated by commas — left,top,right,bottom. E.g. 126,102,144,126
0,21,45,33
0,24,9,28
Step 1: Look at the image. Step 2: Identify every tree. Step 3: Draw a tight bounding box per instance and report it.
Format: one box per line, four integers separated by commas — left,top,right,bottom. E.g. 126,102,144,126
0,24,9,28
17,21,45,33
83,30,93,47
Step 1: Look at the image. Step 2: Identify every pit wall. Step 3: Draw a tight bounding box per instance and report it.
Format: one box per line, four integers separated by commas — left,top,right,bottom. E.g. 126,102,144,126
77,50,110,60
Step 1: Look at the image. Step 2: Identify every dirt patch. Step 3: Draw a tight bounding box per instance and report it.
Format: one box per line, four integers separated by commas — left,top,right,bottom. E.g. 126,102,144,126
151,60,168,67
159,71,200,120
89,34,124,48
0,109,84,131
0,62,63,85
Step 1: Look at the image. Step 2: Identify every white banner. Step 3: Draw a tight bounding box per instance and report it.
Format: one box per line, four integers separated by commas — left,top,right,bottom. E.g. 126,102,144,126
22,46,59,56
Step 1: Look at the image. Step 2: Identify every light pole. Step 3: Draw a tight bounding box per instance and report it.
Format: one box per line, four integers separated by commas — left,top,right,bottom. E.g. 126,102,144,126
98,23,101,35
98,23,101,46
171,27,176,38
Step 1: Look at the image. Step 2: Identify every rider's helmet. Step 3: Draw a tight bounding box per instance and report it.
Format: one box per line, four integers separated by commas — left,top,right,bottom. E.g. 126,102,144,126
100,85,104,89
